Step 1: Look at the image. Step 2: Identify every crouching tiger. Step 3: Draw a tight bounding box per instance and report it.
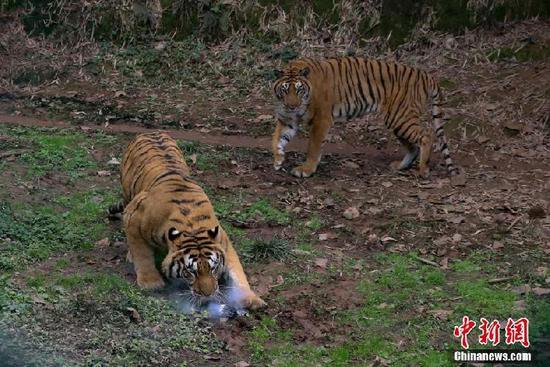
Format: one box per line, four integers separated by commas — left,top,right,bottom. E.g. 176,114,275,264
109,132,266,310
272,56,459,178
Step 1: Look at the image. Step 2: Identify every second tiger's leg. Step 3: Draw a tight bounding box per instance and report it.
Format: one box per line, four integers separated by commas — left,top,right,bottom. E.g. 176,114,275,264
391,137,419,171
417,130,434,178
392,117,433,178
291,117,332,178
272,120,297,171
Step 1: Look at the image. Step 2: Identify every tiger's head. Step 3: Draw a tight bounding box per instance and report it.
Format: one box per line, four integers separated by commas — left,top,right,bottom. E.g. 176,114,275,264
273,66,311,121
161,226,225,298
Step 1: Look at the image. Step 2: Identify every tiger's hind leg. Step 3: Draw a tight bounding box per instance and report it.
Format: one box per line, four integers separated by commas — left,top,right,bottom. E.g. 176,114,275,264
417,131,434,178
391,117,433,178
124,194,165,290
392,137,419,171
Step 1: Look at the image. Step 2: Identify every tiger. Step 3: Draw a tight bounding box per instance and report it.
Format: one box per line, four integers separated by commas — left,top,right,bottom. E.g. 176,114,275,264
109,132,266,310
271,56,460,179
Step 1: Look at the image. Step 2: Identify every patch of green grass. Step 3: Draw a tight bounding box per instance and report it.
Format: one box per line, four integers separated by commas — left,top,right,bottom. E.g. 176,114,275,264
487,42,550,62
0,126,97,178
451,259,480,273
305,215,324,231
54,258,71,270
456,279,515,318
177,140,230,171
0,189,113,271
249,315,397,366
214,192,291,226
236,199,291,225
439,78,456,90
247,248,528,365
0,275,31,314
1,272,222,365
239,236,292,262
26,274,47,288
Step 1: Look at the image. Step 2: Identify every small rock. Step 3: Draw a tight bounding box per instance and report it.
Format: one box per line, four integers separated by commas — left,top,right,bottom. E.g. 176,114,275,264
323,197,335,207
527,205,546,219
485,103,498,111
95,238,110,247
367,233,380,246
476,135,489,144
450,173,466,187
380,236,397,243
314,258,328,269
511,284,530,295
444,37,457,49
381,181,393,188
452,233,463,243
235,362,250,367
318,233,337,241
429,309,452,320
154,41,167,51
343,160,360,169
447,215,465,224
107,157,121,165
256,114,273,122
434,236,451,246
126,307,141,322
343,206,360,220
97,170,111,177
514,300,526,312
492,241,504,250
532,287,550,296
114,90,127,98
503,120,522,132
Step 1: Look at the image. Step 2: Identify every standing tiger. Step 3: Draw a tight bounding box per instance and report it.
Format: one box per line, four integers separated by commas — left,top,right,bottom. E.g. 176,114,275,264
272,56,459,178
110,132,266,310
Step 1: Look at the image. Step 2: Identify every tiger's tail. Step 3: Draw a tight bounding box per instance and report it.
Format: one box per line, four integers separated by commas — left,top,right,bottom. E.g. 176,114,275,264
431,86,459,176
107,201,125,221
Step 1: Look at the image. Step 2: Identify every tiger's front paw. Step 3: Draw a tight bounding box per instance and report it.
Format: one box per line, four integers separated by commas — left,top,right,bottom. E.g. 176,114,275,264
137,272,165,290
273,154,285,171
291,164,315,178
417,166,430,179
241,293,267,311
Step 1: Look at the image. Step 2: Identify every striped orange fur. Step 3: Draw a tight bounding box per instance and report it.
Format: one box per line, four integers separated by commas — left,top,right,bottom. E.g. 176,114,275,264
111,132,265,310
272,56,459,178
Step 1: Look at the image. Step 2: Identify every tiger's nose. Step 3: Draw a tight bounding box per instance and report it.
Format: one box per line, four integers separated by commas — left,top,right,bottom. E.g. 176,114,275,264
193,276,218,297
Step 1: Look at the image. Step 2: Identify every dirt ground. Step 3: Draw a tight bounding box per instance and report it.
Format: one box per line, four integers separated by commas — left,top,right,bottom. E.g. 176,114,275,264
0,16,549,367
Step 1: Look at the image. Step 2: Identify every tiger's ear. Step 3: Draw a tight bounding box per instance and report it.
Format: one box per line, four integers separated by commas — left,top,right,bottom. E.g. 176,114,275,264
299,67,310,78
168,227,182,242
207,226,220,240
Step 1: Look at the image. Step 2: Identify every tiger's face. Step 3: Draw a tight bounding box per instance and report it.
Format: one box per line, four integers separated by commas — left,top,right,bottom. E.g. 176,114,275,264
273,67,311,121
162,226,225,298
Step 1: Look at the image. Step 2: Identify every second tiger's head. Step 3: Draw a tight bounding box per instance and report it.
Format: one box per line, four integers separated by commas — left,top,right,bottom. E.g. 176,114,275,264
273,66,311,118
161,226,225,298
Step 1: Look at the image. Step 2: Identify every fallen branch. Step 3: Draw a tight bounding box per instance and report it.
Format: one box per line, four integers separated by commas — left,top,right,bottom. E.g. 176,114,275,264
506,215,523,232
413,255,440,268
0,149,27,159
488,276,515,284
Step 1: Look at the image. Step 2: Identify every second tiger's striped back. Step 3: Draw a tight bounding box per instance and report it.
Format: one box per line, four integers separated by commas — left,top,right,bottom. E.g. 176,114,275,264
272,56,459,178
